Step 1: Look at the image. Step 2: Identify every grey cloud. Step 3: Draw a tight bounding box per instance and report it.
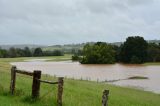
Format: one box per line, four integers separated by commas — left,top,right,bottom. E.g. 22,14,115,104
0,0,160,45
126,0,154,6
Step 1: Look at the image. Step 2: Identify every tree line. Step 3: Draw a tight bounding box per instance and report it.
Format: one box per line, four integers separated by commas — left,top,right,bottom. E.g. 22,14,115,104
72,36,160,64
0,47,64,58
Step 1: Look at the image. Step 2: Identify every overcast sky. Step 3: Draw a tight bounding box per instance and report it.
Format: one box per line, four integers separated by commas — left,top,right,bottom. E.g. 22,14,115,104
0,0,160,45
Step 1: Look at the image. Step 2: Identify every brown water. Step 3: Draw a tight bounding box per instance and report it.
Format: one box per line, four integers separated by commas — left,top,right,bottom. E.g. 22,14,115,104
11,61,160,94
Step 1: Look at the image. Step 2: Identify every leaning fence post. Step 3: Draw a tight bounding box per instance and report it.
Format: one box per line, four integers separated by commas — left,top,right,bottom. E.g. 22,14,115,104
32,70,41,98
10,66,17,95
57,77,64,106
102,90,109,106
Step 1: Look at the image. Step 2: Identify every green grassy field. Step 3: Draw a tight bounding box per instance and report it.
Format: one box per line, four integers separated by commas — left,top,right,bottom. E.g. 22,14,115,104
0,56,160,106
143,62,160,65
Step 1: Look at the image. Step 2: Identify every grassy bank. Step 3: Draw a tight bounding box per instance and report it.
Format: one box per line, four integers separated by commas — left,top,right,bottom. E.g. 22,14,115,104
0,56,160,106
143,62,160,65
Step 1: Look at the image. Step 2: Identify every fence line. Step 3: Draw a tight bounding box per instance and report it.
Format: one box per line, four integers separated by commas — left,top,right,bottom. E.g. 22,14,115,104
102,90,109,106
10,66,64,106
37,79,58,84
10,66,109,106
16,69,33,76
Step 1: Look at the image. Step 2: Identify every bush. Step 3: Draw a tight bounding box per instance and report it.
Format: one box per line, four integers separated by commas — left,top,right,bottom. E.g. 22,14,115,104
72,55,80,61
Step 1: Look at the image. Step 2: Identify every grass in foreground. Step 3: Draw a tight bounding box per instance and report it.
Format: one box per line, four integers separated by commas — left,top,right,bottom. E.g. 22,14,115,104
0,56,160,106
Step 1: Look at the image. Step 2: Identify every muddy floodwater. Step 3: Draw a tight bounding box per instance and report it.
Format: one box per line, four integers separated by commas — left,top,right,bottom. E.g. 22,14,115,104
11,61,160,94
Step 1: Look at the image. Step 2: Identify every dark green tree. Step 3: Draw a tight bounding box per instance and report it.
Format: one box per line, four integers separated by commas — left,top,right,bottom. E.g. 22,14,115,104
112,45,121,62
16,48,25,57
80,42,115,64
53,50,64,56
0,48,7,58
8,47,17,58
24,47,32,57
33,48,43,56
120,36,148,63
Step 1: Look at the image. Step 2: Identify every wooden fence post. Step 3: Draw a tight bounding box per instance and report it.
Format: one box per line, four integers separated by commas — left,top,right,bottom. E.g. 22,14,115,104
57,77,64,106
32,70,41,98
102,90,109,106
10,66,17,95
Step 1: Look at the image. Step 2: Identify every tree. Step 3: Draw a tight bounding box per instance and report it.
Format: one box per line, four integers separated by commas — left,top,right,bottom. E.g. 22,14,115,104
8,47,17,58
43,50,64,56
112,45,121,62
24,47,32,57
0,49,7,58
33,48,43,56
80,42,115,64
120,36,148,63
16,48,25,57
53,50,64,56
130,55,141,64
147,43,160,62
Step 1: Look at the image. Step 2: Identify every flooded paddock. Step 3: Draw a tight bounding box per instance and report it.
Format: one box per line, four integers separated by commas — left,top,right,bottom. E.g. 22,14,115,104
11,61,160,93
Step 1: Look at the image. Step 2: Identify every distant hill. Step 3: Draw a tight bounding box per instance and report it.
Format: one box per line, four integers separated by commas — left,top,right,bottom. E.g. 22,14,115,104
110,42,123,46
0,44,46,50
147,40,160,44
111,40,160,46
44,40,160,53
1,40,159,51
42,43,86,53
